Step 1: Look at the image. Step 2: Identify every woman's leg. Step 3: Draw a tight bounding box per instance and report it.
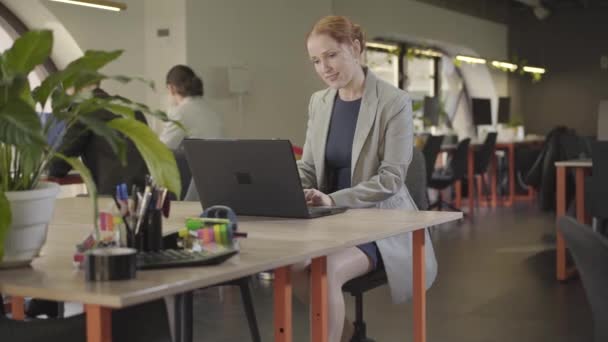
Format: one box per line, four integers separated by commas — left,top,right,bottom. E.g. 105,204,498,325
327,248,371,342
291,248,371,342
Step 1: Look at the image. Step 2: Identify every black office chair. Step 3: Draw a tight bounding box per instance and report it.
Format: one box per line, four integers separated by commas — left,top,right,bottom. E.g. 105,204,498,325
472,132,497,204
428,138,471,211
343,147,428,342
585,141,608,235
558,216,608,342
1,299,172,342
173,147,192,200
421,134,444,184
163,229,261,342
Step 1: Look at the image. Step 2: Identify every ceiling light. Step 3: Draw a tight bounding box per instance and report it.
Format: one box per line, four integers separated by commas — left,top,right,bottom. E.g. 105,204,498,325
49,0,127,12
491,61,518,71
411,48,443,58
366,42,399,53
522,66,546,74
456,55,486,64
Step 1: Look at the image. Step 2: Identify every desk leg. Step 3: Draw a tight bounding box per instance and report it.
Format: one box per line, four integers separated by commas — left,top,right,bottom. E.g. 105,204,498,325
85,305,112,342
173,292,193,342
454,180,462,209
556,166,568,281
506,144,515,206
491,149,498,208
274,266,292,342
413,229,426,342
311,257,328,342
467,148,474,217
10,296,25,320
575,168,590,224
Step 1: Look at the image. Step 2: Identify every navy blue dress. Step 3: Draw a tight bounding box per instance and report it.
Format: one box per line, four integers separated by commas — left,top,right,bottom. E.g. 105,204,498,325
325,94,381,270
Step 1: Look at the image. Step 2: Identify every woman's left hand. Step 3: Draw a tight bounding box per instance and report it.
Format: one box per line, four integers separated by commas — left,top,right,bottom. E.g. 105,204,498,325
303,189,335,207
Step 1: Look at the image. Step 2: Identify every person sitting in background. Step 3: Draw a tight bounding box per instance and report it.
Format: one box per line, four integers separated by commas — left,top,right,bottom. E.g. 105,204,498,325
48,86,148,195
160,65,223,150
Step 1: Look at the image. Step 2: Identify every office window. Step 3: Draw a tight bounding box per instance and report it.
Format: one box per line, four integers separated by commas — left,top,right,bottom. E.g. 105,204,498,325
365,49,399,87
405,56,435,100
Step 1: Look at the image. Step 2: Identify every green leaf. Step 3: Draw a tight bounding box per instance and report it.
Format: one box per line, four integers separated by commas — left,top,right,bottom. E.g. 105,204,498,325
0,99,46,146
3,30,53,75
0,190,11,262
32,50,123,108
107,118,181,196
53,153,99,239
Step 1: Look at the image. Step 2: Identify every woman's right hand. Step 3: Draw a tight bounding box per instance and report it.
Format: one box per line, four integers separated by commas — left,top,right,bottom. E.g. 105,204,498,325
303,189,334,207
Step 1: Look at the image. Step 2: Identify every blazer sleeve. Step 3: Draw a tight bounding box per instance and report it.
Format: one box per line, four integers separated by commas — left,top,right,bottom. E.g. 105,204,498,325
296,93,318,189
330,95,413,208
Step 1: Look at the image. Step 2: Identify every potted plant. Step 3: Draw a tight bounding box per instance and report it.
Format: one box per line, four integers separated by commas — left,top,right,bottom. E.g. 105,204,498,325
0,30,181,267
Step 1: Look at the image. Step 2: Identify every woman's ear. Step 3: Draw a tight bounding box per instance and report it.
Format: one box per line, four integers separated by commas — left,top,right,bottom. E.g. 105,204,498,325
352,39,362,59
167,84,176,96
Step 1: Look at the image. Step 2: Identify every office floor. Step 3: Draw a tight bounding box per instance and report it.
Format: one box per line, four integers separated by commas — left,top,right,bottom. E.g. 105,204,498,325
190,202,593,342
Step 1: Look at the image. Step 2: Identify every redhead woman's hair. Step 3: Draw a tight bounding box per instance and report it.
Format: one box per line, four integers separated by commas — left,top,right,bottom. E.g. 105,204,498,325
307,16,366,52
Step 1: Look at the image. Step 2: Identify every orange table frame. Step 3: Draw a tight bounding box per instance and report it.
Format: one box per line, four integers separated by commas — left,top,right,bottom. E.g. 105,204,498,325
9,227,429,342
555,164,591,281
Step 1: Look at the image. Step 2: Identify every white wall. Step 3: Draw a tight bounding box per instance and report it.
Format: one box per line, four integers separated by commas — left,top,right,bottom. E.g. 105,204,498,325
143,0,187,132
185,0,331,144
43,0,148,104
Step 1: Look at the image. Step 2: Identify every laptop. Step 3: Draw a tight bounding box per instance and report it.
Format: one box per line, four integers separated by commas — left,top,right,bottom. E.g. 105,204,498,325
183,139,347,218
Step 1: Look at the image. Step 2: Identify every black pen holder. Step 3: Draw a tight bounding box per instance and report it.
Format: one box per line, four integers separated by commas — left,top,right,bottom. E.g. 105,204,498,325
136,209,163,252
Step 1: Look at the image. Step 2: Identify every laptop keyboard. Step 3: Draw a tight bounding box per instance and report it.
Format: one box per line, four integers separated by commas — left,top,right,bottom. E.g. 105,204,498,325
136,248,238,270
308,206,342,214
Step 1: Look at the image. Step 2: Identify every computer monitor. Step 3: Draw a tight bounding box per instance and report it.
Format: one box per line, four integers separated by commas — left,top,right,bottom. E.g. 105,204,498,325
423,96,440,126
471,98,492,126
498,97,511,124
598,100,608,141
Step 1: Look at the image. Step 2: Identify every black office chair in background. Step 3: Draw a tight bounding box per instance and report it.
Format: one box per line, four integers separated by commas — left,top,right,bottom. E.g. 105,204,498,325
343,147,428,342
473,132,497,205
422,134,444,184
428,138,471,211
558,216,608,342
585,141,608,235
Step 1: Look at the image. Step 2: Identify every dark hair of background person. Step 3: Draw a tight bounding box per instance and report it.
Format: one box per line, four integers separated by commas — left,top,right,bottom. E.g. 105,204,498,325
166,65,204,97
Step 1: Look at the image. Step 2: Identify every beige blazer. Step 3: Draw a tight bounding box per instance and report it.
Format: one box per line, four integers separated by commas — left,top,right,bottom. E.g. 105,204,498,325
297,70,437,303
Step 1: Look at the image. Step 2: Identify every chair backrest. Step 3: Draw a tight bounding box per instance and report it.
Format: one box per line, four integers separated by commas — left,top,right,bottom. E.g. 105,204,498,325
421,135,444,183
405,147,429,210
173,148,192,200
447,138,471,180
558,216,608,342
474,132,497,174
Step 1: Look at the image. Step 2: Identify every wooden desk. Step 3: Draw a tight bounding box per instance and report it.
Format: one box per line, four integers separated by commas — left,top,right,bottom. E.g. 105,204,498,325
555,159,592,281
1,198,462,342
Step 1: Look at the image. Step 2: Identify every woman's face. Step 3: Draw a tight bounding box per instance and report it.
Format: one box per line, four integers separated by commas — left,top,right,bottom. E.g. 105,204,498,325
307,33,361,89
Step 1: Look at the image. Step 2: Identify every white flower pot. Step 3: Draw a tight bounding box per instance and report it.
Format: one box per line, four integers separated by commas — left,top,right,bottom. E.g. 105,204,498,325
1,182,60,268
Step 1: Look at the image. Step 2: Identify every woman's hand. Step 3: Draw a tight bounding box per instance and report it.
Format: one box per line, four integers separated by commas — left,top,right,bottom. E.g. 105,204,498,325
303,189,335,207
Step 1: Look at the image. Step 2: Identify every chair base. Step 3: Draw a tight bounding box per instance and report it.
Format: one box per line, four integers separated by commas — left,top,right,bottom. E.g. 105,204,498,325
429,199,463,213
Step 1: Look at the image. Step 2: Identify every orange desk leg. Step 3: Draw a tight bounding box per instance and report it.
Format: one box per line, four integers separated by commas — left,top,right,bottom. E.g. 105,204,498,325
10,296,25,320
454,180,462,209
490,150,498,208
311,256,328,342
413,229,426,342
506,144,515,206
85,305,112,342
274,266,293,342
556,166,568,281
467,147,474,217
575,168,591,224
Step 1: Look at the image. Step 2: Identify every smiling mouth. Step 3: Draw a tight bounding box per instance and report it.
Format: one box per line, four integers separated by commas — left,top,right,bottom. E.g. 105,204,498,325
326,73,338,81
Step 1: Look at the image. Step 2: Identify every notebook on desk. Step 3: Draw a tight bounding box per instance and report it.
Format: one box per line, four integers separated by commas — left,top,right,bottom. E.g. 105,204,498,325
183,139,347,219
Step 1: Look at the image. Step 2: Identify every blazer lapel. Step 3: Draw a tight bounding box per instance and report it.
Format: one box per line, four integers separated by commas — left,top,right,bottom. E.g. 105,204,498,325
315,88,337,190
351,70,379,177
